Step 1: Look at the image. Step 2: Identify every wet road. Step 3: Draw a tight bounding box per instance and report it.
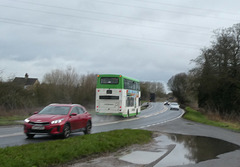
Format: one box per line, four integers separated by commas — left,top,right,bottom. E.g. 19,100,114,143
0,102,183,148
68,119,240,167
1,103,239,167
145,117,240,167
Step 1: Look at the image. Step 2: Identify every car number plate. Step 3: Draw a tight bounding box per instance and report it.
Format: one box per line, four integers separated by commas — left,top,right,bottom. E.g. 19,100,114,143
32,125,45,130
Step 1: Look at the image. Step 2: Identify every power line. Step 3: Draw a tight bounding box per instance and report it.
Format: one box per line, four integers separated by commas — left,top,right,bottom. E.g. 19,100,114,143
130,0,239,16
0,17,203,49
0,5,211,35
95,0,240,22
1,0,214,31
0,4,211,37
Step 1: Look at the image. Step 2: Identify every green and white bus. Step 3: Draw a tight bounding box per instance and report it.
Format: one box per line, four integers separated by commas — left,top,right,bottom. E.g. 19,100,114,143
95,74,141,117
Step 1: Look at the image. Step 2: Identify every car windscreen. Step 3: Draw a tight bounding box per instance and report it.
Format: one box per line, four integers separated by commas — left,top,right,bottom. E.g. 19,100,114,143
38,106,71,115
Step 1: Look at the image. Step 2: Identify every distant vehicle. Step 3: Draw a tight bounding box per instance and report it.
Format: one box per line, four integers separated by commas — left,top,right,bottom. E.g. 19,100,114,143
96,74,141,117
24,104,92,139
170,102,180,110
164,101,170,105
150,93,156,102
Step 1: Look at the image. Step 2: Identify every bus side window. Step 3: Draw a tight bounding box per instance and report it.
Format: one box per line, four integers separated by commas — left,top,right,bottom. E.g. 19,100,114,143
124,79,129,89
126,97,134,107
133,81,136,90
137,82,140,91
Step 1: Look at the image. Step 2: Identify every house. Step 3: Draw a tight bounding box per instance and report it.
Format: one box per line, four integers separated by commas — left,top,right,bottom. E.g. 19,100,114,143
12,73,40,89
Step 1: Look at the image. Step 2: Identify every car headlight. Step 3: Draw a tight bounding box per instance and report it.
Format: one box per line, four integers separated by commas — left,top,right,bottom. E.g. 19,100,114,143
51,119,64,124
24,118,30,123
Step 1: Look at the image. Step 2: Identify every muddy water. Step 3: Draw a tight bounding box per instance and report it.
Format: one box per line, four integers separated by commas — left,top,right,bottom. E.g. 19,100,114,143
155,133,240,167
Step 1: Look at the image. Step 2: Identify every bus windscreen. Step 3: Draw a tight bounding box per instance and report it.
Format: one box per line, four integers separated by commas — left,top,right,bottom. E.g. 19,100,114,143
100,77,119,84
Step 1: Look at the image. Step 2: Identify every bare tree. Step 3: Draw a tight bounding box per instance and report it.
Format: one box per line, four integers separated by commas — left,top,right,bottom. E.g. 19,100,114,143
42,66,81,103
140,81,166,101
43,66,80,86
167,73,189,104
0,69,3,82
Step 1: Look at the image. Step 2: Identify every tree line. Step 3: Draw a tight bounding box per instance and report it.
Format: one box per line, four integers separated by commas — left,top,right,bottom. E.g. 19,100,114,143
0,67,166,113
168,23,240,117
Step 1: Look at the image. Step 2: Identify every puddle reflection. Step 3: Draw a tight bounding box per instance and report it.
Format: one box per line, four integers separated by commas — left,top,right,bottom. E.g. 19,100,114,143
155,134,240,167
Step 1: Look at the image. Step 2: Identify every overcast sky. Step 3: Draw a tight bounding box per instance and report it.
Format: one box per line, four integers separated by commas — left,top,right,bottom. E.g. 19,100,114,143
1,0,240,90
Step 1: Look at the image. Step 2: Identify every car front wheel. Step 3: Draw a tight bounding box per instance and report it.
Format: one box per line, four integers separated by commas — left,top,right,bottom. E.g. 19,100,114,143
62,124,71,138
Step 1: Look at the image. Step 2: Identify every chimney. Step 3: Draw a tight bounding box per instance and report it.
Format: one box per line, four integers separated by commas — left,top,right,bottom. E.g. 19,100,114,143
25,73,29,80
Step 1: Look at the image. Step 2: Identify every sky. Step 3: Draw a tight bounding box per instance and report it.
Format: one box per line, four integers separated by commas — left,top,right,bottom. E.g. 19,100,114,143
1,0,240,90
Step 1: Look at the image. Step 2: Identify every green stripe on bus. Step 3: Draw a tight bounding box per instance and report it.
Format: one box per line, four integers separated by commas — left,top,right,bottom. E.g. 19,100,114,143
96,113,123,116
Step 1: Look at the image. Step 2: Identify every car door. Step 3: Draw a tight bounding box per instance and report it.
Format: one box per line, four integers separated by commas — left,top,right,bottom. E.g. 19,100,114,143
69,107,80,130
78,107,88,128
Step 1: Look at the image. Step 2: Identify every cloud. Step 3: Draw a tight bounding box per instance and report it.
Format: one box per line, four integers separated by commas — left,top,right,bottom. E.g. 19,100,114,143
0,0,239,85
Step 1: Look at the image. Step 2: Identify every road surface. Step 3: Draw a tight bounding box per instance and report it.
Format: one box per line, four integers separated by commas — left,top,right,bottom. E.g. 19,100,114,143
1,103,239,167
0,102,183,147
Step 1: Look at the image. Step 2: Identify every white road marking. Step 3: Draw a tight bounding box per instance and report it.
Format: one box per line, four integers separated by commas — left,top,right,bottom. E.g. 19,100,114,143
93,105,168,126
139,109,185,129
0,132,24,138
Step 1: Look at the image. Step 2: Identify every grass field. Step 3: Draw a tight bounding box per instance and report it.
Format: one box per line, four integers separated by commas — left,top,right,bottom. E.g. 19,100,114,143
184,107,240,132
0,129,152,167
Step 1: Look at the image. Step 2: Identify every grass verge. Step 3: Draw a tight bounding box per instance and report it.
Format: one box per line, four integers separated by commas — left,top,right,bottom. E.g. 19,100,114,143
0,115,27,126
184,107,240,132
0,129,152,167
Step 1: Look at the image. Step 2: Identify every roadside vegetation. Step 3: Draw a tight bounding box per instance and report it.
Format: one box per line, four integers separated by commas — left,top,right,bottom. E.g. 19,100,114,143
0,67,166,120
0,129,152,167
0,115,26,126
184,107,240,132
168,23,240,123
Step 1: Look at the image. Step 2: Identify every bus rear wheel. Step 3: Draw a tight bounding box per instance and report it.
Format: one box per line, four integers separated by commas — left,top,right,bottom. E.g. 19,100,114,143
135,109,138,117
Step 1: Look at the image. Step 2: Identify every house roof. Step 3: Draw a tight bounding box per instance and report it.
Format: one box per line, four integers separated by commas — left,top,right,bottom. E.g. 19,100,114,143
12,77,39,86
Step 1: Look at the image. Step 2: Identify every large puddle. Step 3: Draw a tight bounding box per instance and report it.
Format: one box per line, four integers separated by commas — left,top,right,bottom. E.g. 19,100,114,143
155,133,240,166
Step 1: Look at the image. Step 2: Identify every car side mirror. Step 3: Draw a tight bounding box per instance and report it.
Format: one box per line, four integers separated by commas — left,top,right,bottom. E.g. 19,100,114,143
34,111,38,114
70,113,77,116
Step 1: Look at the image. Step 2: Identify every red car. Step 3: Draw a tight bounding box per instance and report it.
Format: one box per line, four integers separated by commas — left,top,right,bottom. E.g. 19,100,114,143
24,104,92,139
